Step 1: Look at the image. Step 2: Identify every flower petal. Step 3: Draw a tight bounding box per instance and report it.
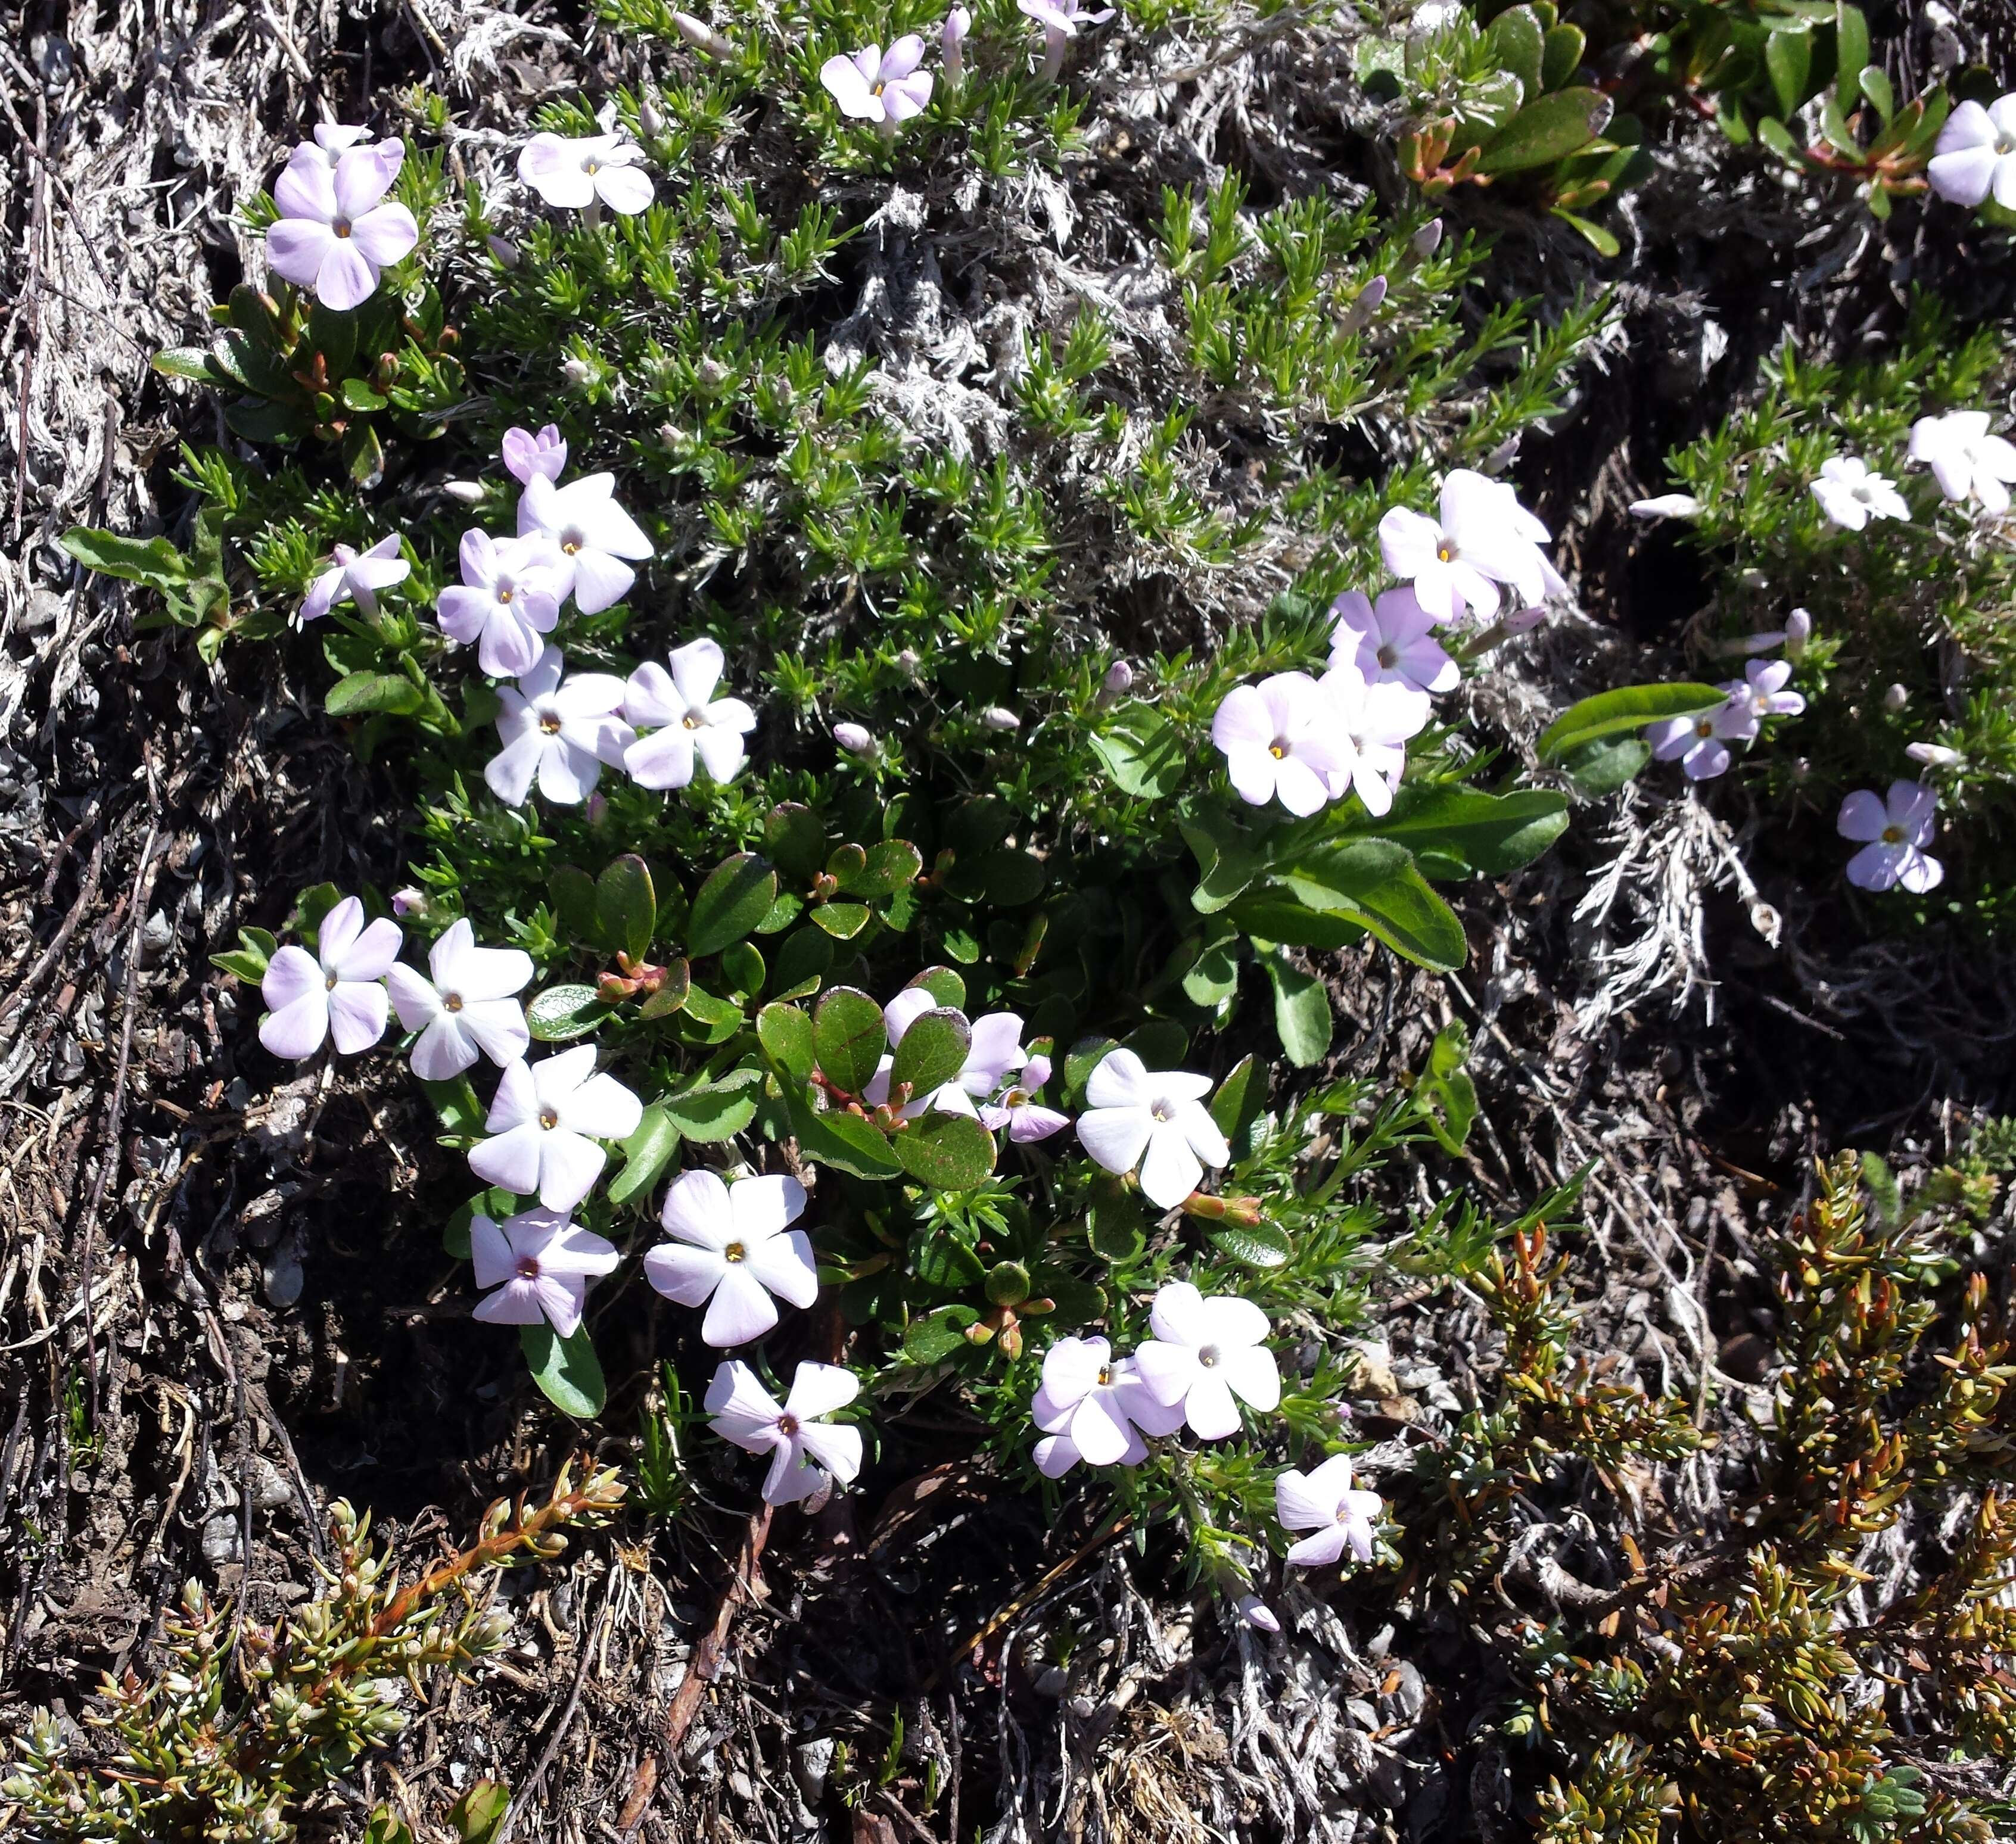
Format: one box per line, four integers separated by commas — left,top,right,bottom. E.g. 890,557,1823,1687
701,1263,782,1347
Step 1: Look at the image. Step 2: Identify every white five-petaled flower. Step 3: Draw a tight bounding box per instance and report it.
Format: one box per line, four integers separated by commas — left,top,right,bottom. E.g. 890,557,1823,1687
385,918,533,1082
705,1359,863,1505
1927,94,2016,210
1318,665,1431,818
1329,587,1458,696
820,39,935,129
1378,469,1561,624
258,896,403,1060
1275,1454,1384,1568
1908,410,2016,515
267,142,418,311
293,123,380,168
865,990,1028,1120
1211,672,1356,817
517,472,655,614
469,1207,618,1338
979,1051,1071,1143
299,534,409,627
622,639,758,789
644,1170,819,1347
1133,1281,1281,1440
437,531,566,679
1810,456,1908,531
467,1044,643,1211
517,132,655,214
1075,1049,1229,1209
1838,781,1945,894
1030,1336,1184,1476
1018,0,1114,79
502,423,569,487
1726,658,1806,724
1646,691,1757,782
486,646,635,807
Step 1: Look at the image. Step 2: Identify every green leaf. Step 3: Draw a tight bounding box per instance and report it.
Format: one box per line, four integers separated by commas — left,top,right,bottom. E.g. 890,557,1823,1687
1209,1053,1264,1153
443,1188,520,1260
894,1111,997,1189
1261,951,1333,1068
813,985,887,1095
325,671,424,718
686,853,778,957
210,925,276,985
526,984,612,1042
850,839,925,896
764,803,827,880
1553,209,1620,258
422,1076,486,1139
1856,63,1893,123
1474,88,1613,174
788,1089,903,1180
1087,1185,1147,1263
1063,1035,1118,1107
1834,3,1869,96
890,1007,972,1100
810,899,872,939
912,1225,987,1289
768,926,833,1001
1339,862,1467,972
1536,683,1728,762
153,345,225,384
661,1069,762,1142
638,959,691,1018
758,1001,817,1080
902,1306,979,1366
447,1783,512,1844
1088,702,1187,798
550,865,599,945
985,1259,1031,1307
721,941,766,998
520,1323,605,1419
340,376,389,413
63,527,189,589
1756,113,1800,161
1541,20,1585,89
1765,24,1812,116
1484,4,1545,99
1225,895,1364,949
608,1107,680,1208
975,849,1046,908
907,966,967,1010
1564,735,1652,797
1209,1220,1292,1269
1181,932,1241,1007
1182,814,1265,913
1370,786,1571,877
597,854,656,965
1275,838,1412,912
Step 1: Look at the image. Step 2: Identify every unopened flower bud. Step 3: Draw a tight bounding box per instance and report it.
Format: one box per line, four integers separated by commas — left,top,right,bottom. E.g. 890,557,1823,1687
942,5,970,83
833,722,876,756
1411,217,1443,258
1628,493,1703,519
639,93,664,138
1340,273,1387,335
486,235,519,269
391,887,427,917
671,8,735,55
1234,1593,1280,1634
1883,683,1909,712
1502,605,1547,634
980,706,1021,732
561,357,594,389
1103,658,1134,694
1783,608,1812,658
896,648,922,677
443,479,486,505
586,790,608,824
1906,742,1962,768
1790,757,1812,784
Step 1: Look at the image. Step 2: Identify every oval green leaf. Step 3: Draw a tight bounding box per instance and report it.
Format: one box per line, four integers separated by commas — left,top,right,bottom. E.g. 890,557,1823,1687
813,985,886,1095
686,852,779,957
527,983,612,1042
521,1323,605,1419
895,1111,998,1189
1536,683,1728,763
890,1007,972,1101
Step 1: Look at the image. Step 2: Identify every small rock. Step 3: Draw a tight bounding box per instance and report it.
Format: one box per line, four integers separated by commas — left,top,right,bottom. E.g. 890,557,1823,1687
791,1737,835,1803
201,1513,244,1565
263,1231,304,1307
1034,1666,1068,1697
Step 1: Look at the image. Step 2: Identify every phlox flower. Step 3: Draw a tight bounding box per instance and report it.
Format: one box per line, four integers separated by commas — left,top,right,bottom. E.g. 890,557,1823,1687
385,918,533,1081
1275,1453,1383,1568
644,1170,818,1347
942,6,970,83
468,1044,643,1211
1211,672,1355,817
502,423,569,487
866,990,1028,1120
1810,456,1908,531
259,896,402,1060
1646,691,1756,781
1318,665,1430,817
1018,0,1113,80
517,472,654,614
820,39,935,129
1378,469,1559,624
469,1207,618,1339
979,1052,1071,1143
486,646,634,807
1329,587,1458,696
1030,1336,1184,1476
622,639,757,789
299,534,408,627
437,531,565,678
1837,781,1945,894
706,1359,863,1505
267,142,418,311
1075,1049,1228,1210
1728,658,1805,722
293,123,379,168
1233,1594,1280,1633
1908,410,2016,515
517,133,655,214
1927,95,2016,210
1133,1280,1280,1440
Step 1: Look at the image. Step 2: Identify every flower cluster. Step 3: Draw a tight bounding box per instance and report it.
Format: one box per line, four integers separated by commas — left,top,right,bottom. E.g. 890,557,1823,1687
1648,656,1805,783
266,123,418,310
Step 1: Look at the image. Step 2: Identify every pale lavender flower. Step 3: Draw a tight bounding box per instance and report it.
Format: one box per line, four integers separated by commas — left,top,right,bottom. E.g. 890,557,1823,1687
1810,456,1908,531
1018,0,1113,79
1076,1050,1228,1209
391,887,427,917
1907,742,1962,770
1928,95,2016,209
706,1359,863,1505
501,423,570,487
258,896,402,1060
645,1170,818,1347
623,639,758,789
470,1207,618,1338
267,143,418,310
1276,1454,1383,1567
1410,217,1442,258
1908,410,2016,515
517,132,655,214
820,39,935,130
1838,781,1945,893
293,123,379,169
1329,587,1458,696
1133,1280,1280,1440
1102,659,1134,694
866,992,1027,1120
1211,672,1356,817
1030,1336,1184,1476
385,919,533,1082
468,1044,643,1210
437,530,566,678
1646,692,1757,781
517,472,654,613
1317,665,1430,817
942,5,971,83
979,1052,1071,1142
1378,469,1560,623
486,646,634,807
1728,658,1805,722
299,534,409,627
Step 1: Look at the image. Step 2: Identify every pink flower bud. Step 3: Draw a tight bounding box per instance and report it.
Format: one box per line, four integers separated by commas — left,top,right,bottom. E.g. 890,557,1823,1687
1784,608,1812,659
1233,1594,1280,1634
586,791,608,824
943,5,970,82
486,235,519,269
1411,218,1442,258
1103,659,1134,694
671,9,734,55
442,479,487,505
980,706,1021,732
639,93,664,138
391,887,427,917
1883,683,1909,712
1906,742,1962,769
833,722,876,756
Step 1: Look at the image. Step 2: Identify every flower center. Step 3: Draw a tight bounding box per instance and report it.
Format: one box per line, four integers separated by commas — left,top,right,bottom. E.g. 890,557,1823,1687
776,1413,799,1436
1268,739,1288,759
496,584,514,604
560,528,584,555
515,1255,541,1279
1197,1344,1221,1369
331,217,352,239
723,1241,748,1263
1377,644,1398,668
1096,1365,1113,1387
1004,1087,1028,1109
1150,1099,1175,1123
682,712,702,729
1436,543,1454,562
538,1107,559,1130
324,971,339,991
444,992,464,1013
1881,824,1905,845
1695,717,1714,738
584,158,602,174
540,711,564,735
